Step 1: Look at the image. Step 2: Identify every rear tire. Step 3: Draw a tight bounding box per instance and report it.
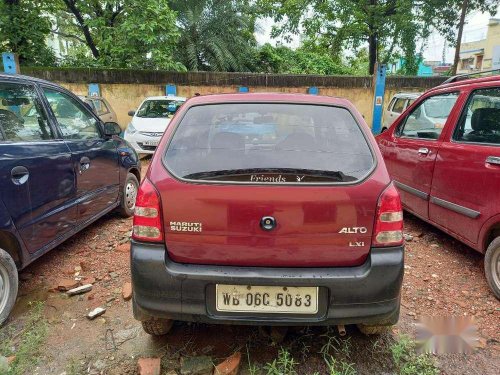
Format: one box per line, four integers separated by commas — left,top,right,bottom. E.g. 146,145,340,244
357,301,399,335
141,318,174,336
0,248,18,326
484,237,500,299
118,173,139,217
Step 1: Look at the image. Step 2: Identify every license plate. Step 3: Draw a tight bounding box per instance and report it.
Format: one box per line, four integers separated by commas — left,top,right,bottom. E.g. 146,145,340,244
215,285,318,314
142,140,159,146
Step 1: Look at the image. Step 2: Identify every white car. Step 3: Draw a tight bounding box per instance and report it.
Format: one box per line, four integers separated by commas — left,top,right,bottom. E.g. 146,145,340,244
382,92,421,131
124,96,186,156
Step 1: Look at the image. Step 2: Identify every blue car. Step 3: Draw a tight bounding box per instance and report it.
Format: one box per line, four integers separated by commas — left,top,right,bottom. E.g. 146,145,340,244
0,74,141,325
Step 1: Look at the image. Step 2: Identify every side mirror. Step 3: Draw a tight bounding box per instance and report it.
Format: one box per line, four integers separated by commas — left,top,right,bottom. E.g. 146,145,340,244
128,110,135,116
103,122,122,136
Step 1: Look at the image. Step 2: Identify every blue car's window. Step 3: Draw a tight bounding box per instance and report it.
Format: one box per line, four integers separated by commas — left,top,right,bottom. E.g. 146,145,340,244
0,82,53,142
165,103,374,184
43,88,101,140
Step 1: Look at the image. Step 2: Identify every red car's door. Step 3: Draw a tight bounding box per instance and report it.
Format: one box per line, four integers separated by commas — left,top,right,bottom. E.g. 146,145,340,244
378,92,460,220
430,86,500,248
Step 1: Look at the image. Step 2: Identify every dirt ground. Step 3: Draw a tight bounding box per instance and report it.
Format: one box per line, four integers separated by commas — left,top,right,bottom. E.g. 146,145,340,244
1,163,499,374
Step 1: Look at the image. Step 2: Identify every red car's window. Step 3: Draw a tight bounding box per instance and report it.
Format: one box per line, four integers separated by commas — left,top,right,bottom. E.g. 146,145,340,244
397,92,459,140
164,103,374,184
453,87,500,145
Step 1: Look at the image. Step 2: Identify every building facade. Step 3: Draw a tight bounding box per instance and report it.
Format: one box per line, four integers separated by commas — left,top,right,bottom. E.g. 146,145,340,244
458,18,500,73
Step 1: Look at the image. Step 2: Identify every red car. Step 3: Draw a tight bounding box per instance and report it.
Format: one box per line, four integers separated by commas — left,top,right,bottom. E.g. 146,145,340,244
130,93,405,336
377,74,500,299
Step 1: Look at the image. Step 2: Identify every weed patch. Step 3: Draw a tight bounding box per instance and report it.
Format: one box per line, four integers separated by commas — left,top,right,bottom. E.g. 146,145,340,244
264,348,298,375
0,302,47,375
390,335,439,375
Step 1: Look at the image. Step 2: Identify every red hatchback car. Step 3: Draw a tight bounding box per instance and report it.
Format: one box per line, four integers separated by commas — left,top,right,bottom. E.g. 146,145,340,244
130,93,404,335
377,74,500,299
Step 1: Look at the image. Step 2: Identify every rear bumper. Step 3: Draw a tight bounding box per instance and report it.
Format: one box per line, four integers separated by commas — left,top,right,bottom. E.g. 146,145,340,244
131,241,404,326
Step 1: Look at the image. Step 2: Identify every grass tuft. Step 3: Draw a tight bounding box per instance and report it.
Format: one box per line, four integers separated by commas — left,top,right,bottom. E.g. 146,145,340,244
390,335,439,375
0,301,48,375
264,348,298,375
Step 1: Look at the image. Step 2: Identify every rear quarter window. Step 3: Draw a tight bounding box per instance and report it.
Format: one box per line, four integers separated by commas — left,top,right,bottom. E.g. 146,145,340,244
164,103,374,184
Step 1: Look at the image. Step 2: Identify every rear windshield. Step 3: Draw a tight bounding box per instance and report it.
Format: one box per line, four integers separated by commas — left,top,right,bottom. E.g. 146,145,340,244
164,103,374,184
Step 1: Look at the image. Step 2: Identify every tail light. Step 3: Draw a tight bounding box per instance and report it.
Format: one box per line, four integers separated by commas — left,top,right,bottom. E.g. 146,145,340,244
372,182,404,247
132,178,163,242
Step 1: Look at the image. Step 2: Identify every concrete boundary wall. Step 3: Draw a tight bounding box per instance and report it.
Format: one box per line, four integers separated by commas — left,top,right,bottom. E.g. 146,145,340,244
21,68,447,128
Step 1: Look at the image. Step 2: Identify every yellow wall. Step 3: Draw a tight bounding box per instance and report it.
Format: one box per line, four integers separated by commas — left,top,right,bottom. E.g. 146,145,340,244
484,22,500,70
59,82,423,129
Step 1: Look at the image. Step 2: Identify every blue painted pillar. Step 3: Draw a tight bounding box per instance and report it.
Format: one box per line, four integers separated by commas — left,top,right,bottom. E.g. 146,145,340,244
2,53,20,74
166,84,177,96
371,64,387,134
88,83,100,97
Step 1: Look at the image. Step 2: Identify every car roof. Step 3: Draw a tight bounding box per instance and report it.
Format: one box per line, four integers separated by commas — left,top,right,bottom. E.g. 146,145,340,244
392,92,422,99
431,74,500,92
143,95,186,101
183,92,354,107
0,73,57,86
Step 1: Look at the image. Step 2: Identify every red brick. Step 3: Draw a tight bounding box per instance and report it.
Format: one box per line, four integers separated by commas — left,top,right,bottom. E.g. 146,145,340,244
138,358,161,375
115,243,130,253
214,352,242,375
122,282,132,301
83,276,96,285
57,279,80,291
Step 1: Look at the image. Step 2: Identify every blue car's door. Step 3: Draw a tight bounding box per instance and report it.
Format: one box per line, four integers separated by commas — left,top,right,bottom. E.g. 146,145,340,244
0,80,77,253
41,86,120,224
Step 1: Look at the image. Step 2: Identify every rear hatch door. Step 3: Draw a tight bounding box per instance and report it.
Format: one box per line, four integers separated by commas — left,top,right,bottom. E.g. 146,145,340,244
158,102,385,267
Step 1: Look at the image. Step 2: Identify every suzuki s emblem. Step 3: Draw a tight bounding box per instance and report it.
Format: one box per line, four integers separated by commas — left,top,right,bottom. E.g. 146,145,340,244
260,216,276,231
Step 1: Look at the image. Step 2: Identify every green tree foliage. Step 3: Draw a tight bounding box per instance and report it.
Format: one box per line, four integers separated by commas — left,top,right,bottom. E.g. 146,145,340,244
0,0,55,66
256,43,355,75
258,0,437,75
53,0,183,70
169,0,258,72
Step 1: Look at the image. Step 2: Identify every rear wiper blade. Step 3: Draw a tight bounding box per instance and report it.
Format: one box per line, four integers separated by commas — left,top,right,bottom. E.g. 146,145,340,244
183,168,354,182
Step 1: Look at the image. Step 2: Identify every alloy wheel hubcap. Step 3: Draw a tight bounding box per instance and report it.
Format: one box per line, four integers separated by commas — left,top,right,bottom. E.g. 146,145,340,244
0,264,9,313
125,181,138,210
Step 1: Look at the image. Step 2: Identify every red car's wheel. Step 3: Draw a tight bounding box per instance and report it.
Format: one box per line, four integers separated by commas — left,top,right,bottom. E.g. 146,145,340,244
485,237,500,300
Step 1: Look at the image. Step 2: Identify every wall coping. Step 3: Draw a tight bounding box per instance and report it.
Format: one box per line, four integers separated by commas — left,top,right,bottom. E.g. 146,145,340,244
21,67,447,89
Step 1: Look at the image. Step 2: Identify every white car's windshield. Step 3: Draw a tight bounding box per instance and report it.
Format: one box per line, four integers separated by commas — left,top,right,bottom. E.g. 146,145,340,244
423,97,456,118
136,99,184,118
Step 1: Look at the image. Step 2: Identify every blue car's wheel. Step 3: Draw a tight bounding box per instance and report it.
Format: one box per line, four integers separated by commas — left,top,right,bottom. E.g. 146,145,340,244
118,173,139,217
0,248,18,326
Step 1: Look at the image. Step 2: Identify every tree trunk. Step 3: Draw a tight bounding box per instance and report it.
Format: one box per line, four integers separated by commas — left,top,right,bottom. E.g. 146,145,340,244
368,0,378,75
368,32,378,75
451,0,469,75
62,0,100,59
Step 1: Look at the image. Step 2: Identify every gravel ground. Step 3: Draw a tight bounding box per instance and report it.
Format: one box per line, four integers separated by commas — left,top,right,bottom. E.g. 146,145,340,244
1,163,498,374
